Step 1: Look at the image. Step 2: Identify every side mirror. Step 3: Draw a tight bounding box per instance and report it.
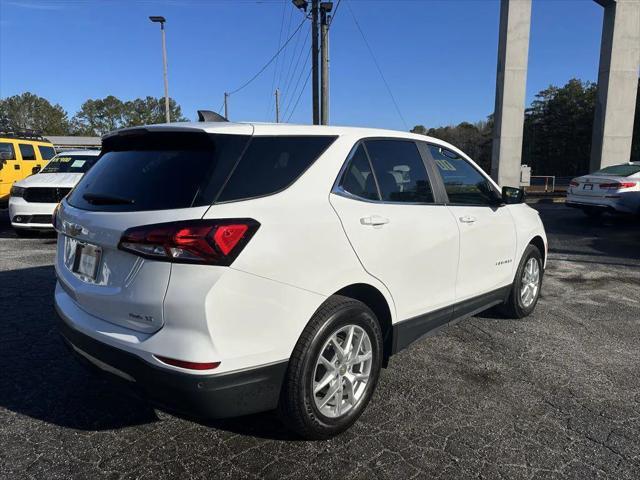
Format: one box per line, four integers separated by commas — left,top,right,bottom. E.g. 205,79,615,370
0,151,12,161
502,186,525,204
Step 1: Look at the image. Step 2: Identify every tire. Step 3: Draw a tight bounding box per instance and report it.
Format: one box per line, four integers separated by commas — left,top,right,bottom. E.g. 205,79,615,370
278,295,383,440
499,244,543,319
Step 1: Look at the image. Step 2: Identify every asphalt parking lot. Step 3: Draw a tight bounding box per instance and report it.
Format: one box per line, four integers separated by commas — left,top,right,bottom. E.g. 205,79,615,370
0,203,639,480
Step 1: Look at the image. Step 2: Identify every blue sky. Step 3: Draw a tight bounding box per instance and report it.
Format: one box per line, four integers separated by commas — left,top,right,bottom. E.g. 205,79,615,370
0,0,603,130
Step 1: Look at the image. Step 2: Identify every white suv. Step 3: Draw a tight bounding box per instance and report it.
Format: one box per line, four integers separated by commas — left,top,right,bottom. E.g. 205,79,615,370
9,150,100,234
54,121,547,439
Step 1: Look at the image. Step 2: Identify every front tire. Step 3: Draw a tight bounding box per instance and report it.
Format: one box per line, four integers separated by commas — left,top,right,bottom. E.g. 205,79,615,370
499,244,543,319
278,295,383,440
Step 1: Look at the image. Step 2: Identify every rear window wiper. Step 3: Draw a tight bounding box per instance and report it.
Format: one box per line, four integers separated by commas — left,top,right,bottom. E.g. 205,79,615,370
82,193,135,205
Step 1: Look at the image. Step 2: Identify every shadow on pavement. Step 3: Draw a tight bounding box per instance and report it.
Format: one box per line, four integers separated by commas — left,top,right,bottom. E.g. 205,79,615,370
0,265,297,439
534,204,640,263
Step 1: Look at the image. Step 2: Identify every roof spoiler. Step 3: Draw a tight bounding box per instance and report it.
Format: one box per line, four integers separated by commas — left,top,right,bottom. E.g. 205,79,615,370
197,110,228,122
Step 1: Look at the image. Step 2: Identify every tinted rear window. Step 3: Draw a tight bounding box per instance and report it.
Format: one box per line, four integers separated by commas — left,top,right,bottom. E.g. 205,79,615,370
41,154,99,174
68,132,250,212
216,136,336,202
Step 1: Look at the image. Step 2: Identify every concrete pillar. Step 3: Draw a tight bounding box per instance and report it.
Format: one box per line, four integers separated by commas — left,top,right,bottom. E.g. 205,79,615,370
590,0,640,172
491,0,532,187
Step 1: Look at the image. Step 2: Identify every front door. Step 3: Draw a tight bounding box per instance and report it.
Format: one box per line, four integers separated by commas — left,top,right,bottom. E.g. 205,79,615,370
428,144,517,302
330,139,459,321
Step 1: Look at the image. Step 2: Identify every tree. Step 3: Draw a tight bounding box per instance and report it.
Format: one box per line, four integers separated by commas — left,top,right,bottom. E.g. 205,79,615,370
410,125,428,135
71,96,127,136
0,92,70,135
72,95,189,135
411,120,493,173
124,97,187,126
522,78,597,176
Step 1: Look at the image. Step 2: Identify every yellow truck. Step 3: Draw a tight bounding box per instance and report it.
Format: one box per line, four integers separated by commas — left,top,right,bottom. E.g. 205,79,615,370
0,130,55,203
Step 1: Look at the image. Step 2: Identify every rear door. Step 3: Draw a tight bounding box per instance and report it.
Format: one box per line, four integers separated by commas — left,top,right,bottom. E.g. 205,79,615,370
17,142,39,177
330,138,459,321
56,128,252,333
428,144,517,301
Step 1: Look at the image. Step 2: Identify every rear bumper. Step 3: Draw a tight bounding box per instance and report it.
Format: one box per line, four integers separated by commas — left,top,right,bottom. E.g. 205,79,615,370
57,313,288,419
565,194,637,214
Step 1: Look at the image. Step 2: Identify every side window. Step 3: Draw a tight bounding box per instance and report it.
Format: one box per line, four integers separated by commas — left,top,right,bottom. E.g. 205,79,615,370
429,145,498,205
0,142,16,160
38,145,56,160
365,139,434,203
18,143,36,160
217,136,336,202
339,144,379,200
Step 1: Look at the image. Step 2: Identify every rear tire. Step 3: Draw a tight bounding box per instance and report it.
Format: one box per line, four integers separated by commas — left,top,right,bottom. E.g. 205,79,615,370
278,295,383,440
499,244,543,319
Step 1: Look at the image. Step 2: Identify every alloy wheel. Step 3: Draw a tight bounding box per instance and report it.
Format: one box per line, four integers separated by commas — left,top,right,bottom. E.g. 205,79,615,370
520,257,540,308
312,324,373,418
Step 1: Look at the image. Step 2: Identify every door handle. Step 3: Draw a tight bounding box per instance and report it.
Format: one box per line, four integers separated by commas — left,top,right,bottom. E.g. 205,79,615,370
459,215,477,224
360,215,390,226
14,164,20,170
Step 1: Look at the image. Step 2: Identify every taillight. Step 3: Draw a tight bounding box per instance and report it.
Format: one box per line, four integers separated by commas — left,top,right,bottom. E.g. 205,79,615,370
118,219,259,265
155,355,220,371
569,180,579,187
599,181,636,190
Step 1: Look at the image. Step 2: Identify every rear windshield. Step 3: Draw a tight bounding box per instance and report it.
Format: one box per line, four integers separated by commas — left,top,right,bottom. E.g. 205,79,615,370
592,164,640,177
42,154,98,174
67,132,335,212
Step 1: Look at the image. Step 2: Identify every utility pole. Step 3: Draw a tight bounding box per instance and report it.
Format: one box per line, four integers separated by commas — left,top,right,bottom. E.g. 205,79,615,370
224,92,229,120
149,16,170,123
311,0,320,125
320,2,332,125
275,88,281,123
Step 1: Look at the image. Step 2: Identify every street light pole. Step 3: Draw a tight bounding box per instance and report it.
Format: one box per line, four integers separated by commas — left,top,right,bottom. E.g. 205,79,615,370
149,16,171,124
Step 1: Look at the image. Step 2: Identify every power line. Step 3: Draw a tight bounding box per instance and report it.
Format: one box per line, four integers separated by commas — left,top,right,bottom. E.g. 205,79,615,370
330,0,342,27
227,16,306,96
276,3,297,91
281,22,310,105
279,17,307,102
267,0,288,117
283,49,311,119
346,0,408,130
286,67,312,122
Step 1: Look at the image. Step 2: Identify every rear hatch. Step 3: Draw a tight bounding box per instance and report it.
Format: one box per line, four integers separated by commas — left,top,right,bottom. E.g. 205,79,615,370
55,126,253,333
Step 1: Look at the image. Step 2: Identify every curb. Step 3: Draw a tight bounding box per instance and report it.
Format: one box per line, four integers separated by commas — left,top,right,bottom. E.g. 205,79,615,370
526,197,566,204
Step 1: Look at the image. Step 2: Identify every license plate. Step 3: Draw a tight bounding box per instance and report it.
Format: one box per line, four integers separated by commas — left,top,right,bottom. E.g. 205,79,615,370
583,184,593,190
72,242,102,280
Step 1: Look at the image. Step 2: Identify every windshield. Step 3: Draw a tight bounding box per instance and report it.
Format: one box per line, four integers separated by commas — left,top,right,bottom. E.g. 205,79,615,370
42,154,99,174
592,164,640,177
